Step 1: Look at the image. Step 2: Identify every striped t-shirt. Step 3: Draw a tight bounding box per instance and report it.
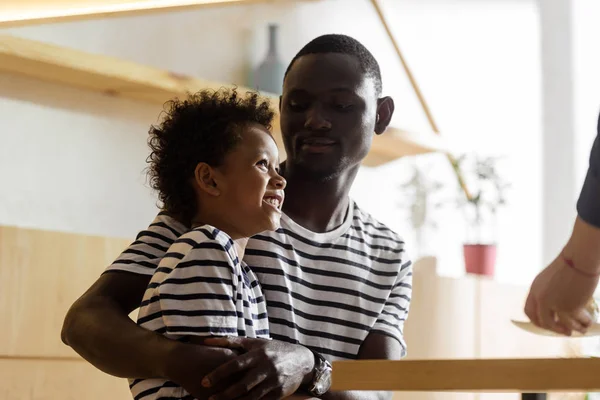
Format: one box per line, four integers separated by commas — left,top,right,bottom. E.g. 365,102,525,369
128,225,270,400
108,199,412,362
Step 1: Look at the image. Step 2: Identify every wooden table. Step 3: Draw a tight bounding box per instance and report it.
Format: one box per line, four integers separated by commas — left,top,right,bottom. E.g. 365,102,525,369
332,358,600,394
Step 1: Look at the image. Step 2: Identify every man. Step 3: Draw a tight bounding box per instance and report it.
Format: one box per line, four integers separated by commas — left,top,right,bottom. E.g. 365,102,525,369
61,34,412,400
525,113,600,336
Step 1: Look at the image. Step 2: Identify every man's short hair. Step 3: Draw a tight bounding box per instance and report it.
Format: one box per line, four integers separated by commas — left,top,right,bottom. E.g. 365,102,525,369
284,34,383,95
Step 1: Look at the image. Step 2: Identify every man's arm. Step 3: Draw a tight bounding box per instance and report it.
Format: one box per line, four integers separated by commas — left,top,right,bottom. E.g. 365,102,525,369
322,257,413,400
61,271,237,381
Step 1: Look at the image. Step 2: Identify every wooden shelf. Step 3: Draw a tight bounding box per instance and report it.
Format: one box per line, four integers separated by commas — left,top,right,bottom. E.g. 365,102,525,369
0,34,447,166
331,358,600,392
0,0,318,27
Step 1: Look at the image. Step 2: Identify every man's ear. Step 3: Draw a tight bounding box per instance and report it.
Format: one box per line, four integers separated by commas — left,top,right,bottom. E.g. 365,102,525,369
194,163,220,196
278,95,283,113
375,96,395,135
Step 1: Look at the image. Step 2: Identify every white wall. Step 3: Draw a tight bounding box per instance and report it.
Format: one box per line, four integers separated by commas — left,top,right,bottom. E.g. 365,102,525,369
0,0,543,283
573,0,600,186
349,0,543,283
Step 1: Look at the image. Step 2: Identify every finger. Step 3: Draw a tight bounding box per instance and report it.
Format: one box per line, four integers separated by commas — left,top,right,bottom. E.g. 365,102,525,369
573,308,594,328
236,380,281,400
204,336,247,350
556,312,586,334
524,295,540,326
202,352,259,388
538,307,570,336
210,371,269,400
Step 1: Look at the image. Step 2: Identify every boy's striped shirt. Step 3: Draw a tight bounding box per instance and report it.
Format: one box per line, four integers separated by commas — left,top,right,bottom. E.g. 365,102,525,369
128,225,269,400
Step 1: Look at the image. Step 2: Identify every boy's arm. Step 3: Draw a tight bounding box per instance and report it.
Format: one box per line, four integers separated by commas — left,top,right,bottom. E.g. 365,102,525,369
61,270,237,381
155,231,243,339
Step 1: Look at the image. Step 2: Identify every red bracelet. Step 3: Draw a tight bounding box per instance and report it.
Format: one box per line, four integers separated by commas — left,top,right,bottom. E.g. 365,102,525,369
561,252,600,278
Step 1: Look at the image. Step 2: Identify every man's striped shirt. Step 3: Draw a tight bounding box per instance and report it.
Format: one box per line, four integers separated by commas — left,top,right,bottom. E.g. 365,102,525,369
108,199,412,362
127,225,269,400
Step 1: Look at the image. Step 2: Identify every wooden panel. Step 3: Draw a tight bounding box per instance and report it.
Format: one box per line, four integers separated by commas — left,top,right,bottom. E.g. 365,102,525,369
0,0,319,27
0,358,130,399
398,259,478,400
0,225,130,357
403,258,478,360
0,34,449,167
331,358,600,392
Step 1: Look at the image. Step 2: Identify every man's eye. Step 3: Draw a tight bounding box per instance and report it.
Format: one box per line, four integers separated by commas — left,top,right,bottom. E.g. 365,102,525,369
289,101,308,111
334,103,354,111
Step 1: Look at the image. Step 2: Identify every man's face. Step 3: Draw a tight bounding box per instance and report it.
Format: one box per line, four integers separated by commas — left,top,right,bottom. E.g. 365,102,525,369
279,53,379,180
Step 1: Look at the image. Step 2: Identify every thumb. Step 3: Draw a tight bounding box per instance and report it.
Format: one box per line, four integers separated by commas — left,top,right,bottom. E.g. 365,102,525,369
203,336,247,350
524,293,539,326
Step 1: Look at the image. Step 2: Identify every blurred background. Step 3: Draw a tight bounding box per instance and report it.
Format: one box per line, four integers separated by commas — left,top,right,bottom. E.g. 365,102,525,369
1,0,599,399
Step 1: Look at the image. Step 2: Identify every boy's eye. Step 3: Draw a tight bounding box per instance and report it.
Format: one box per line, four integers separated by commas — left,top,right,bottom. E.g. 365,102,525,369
257,160,269,168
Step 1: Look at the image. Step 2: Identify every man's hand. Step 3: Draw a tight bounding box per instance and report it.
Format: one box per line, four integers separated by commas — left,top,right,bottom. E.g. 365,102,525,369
200,337,315,400
524,255,598,336
162,341,240,399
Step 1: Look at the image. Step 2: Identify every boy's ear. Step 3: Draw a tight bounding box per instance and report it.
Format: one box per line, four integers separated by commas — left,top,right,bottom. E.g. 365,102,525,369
194,163,220,196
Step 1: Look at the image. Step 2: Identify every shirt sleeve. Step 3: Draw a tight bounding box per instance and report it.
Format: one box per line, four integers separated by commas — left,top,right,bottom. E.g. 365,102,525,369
105,212,187,276
370,252,413,359
157,235,241,337
577,118,600,228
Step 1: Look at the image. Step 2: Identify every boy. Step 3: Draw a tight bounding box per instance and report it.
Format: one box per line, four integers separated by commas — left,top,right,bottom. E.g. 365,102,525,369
128,88,285,400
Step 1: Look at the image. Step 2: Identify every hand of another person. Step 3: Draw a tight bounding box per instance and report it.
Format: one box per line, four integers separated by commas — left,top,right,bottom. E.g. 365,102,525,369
524,255,598,336
201,337,315,400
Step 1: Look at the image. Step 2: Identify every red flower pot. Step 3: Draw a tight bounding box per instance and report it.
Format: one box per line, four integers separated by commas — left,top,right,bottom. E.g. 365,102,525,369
463,243,497,277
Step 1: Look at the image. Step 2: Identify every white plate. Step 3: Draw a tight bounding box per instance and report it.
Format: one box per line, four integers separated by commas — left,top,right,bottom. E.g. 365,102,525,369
511,319,600,337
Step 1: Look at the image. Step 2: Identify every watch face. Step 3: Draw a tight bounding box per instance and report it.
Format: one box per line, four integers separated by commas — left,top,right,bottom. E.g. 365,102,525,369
315,371,332,395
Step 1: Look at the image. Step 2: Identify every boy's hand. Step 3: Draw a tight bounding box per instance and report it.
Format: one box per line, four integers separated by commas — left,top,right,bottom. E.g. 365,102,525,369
201,337,315,400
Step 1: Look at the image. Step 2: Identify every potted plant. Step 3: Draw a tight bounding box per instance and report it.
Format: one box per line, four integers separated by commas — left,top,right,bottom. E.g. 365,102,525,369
397,160,445,259
455,154,509,277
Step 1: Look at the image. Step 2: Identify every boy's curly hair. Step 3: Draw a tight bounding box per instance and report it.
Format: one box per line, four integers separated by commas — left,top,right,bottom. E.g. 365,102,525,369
146,87,275,226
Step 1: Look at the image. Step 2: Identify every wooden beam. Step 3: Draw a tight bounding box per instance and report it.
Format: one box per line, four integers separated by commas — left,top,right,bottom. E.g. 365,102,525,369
370,0,473,199
0,0,314,27
0,34,447,165
331,358,600,392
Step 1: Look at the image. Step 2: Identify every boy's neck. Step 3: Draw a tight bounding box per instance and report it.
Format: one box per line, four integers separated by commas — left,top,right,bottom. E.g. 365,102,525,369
233,237,249,260
190,217,249,259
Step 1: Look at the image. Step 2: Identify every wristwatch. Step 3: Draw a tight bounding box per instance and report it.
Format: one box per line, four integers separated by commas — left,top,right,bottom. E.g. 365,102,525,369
307,351,333,397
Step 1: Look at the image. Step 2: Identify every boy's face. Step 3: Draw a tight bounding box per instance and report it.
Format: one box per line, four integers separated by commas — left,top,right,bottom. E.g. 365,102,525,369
212,123,286,238
279,53,380,180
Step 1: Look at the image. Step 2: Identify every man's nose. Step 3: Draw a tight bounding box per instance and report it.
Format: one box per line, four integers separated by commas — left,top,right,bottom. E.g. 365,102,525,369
304,107,332,131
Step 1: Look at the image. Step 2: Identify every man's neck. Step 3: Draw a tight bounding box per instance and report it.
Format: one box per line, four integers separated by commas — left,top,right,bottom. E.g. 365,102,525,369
281,164,359,233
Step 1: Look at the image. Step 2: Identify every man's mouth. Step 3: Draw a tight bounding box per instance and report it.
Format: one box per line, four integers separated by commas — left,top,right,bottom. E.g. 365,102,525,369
300,137,336,152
